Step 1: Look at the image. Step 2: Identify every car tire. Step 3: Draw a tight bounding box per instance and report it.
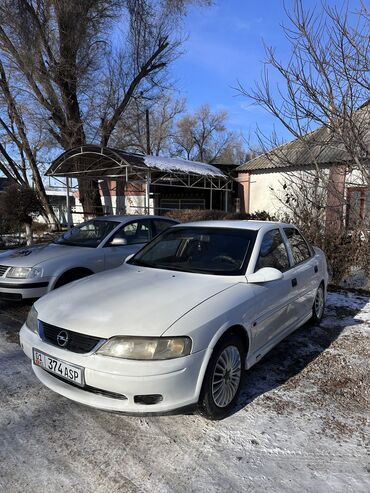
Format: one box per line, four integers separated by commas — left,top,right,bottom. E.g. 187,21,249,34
310,283,325,324
198,334,245,420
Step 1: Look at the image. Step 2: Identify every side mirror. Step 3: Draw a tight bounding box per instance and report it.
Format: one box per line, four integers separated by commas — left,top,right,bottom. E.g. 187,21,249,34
110,237,128,247
246,267,283,284
124,253,135,263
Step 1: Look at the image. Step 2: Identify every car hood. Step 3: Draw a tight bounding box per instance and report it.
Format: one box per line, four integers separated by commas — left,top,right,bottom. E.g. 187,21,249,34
35,264,238,338
0,243,92,267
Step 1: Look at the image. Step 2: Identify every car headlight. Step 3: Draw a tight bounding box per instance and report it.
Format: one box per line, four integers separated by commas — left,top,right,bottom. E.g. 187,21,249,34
7,267,32,278
26,305,39,334
97,336,192,360
6,266,43,279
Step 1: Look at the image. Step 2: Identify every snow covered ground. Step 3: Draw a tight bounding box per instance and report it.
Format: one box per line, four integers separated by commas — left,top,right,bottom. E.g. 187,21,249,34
0,290,369,493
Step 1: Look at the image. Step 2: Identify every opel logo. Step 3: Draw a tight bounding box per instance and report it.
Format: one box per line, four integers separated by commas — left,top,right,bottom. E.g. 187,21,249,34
56,330,69,347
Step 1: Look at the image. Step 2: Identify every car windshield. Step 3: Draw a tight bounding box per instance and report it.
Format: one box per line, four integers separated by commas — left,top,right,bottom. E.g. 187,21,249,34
55,220,119,247
129,227,257,275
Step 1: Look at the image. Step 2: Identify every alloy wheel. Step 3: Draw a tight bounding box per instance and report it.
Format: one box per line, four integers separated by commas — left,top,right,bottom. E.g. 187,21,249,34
211,345,241,408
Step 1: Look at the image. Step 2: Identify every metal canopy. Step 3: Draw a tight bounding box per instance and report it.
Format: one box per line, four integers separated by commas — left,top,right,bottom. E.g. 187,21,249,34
46,145,232,191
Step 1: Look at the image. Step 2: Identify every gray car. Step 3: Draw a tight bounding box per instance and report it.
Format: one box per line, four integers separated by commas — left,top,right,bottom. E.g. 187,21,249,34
0,215,178,300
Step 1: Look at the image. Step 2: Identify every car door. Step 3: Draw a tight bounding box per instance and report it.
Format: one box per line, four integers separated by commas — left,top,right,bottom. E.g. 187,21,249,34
249,228,299,352
282,227,318,320
103,219,153,270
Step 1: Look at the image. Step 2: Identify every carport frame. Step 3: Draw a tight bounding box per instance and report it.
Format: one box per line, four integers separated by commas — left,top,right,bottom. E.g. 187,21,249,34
46,145,234,224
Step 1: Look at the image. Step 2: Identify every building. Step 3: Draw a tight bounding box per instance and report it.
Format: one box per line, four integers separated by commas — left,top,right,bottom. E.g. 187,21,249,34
237,106,370,231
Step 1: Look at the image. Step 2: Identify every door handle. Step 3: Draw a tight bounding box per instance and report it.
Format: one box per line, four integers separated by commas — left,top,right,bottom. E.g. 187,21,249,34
291,278,298,287
314,265,318,273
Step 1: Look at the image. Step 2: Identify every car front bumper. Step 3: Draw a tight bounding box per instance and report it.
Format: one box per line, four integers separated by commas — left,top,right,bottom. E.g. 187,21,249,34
19,324,211,414
0,278,51,300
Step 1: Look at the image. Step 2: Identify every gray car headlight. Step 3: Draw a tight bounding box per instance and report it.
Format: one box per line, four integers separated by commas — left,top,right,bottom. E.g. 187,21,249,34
7,267,32,278
26,306,39,334
6,266,43,279
97,336,192,360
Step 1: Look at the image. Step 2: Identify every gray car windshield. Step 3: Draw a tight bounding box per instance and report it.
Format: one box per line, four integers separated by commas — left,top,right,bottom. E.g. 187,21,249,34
56,220,119,247
129,227,257,275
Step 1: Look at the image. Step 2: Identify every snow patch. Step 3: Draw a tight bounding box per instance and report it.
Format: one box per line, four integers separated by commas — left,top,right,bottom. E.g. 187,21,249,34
143,155,227,178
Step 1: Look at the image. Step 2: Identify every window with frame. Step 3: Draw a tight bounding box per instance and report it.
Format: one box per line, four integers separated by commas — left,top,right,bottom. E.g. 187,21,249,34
109,220,151,245
284,228,312,265
255,229,290,272
347,187,370,229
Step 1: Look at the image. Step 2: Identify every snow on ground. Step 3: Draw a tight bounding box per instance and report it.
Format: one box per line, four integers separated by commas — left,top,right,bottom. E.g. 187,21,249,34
0,291,369,493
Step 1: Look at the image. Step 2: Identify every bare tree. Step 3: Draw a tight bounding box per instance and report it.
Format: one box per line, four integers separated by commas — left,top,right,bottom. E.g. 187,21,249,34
238,0,370,183
0,0,209,216
0,58,59,226
174,104,246,163
112,93,186,155
237,0,370,283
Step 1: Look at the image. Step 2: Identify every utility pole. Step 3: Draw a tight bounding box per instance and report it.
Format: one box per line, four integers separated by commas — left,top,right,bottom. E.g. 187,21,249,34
145,108,151,155
145,108,151,215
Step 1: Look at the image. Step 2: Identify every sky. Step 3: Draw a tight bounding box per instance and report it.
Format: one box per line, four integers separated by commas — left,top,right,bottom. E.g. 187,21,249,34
171,0,359,145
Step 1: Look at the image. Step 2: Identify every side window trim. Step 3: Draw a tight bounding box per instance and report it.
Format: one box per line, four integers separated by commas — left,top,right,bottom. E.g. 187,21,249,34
280,227,296,269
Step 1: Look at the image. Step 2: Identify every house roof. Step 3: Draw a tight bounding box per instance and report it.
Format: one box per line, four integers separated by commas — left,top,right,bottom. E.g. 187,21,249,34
237,102,370,173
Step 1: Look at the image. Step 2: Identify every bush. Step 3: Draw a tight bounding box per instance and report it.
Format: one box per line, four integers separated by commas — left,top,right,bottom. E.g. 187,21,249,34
279,212,370,288
0,184,44,245
165,209,277,223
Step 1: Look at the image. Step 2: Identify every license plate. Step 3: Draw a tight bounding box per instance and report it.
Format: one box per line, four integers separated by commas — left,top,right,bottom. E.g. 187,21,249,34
33,348,84,386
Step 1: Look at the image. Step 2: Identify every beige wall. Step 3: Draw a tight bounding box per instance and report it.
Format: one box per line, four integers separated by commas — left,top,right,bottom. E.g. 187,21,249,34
239,164,368,219
248,171,285,215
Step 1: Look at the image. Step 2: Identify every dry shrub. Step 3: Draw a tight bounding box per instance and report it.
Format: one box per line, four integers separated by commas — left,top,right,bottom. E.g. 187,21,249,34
279,212,370,287
324,230,370,286
165,209,276,223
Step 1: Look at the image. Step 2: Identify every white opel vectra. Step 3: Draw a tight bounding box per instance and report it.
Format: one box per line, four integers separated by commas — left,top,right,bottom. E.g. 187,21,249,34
20,221,328,419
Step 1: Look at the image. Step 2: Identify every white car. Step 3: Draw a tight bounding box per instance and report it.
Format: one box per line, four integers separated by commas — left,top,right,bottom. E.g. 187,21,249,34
20,221,328,419
0,215,177,300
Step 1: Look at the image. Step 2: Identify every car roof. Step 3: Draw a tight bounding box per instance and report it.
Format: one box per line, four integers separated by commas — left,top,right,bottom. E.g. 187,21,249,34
93,215,178,223
172,220,294,231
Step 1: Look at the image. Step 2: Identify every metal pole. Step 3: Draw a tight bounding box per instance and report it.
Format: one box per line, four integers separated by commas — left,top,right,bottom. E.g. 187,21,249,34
146,108,151,155
145,171,151,215
225,188,228,212
210,181,213,210
66,177,73,228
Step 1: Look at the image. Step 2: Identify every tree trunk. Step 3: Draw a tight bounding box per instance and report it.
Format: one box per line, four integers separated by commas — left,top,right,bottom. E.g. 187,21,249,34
77,178,103,218
24,222,32,245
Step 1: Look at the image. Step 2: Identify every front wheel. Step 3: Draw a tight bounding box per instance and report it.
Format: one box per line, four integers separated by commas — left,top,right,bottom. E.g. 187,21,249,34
198,334,245,420
311,283,325,323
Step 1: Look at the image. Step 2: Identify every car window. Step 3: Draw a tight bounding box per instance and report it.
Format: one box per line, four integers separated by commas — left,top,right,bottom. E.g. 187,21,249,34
255,229,290,272
129,227,257,276
108,220,151,245
284,228,312,264
55,220,119,247
152,219,176,236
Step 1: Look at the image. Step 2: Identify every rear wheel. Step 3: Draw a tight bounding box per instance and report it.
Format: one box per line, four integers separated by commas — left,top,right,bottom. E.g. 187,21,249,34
311,283,325,323
198,334,245,420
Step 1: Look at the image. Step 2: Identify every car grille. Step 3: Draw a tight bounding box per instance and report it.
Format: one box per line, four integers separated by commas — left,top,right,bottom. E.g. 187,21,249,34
0,265,9,277
40,321,104,354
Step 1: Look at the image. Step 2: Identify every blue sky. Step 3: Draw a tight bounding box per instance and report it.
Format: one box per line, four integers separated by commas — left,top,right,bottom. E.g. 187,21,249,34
171,0,358,145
